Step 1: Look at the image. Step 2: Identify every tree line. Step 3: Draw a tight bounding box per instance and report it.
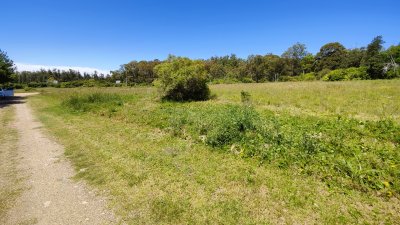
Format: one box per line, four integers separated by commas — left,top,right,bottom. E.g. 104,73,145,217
15,69,111,87
1,35,399,88
112,35,399,84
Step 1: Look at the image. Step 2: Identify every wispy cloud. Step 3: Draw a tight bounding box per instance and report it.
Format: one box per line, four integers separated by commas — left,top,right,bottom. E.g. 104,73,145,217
15,63,111,75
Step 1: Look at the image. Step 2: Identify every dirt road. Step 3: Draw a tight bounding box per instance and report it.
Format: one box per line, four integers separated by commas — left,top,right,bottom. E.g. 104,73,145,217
3,93,116,225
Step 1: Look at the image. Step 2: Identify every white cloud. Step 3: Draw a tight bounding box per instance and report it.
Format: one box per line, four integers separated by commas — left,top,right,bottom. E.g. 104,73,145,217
15,63,111,75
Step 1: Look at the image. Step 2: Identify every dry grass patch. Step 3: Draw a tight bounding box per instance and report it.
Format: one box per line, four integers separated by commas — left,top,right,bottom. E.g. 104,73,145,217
0,106,25,223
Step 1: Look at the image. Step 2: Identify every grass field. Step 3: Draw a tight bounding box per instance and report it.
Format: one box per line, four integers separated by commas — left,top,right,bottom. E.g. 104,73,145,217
30,80,400,224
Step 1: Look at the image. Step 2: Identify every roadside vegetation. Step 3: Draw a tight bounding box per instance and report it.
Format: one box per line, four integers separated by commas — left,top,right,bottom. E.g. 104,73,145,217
30,80,400,224
0,106,24,223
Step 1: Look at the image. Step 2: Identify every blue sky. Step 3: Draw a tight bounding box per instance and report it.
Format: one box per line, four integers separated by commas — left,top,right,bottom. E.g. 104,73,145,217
1,0,399,73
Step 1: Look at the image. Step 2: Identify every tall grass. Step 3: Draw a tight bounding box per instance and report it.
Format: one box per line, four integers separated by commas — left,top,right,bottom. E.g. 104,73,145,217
62,92,124,113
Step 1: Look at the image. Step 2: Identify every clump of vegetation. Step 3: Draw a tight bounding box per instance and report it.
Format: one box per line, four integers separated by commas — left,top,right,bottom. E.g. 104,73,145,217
154,56,210,101
0,49,15,87
62,92,123,113
240,91,251,104
323,67,369,81
151,101,400,196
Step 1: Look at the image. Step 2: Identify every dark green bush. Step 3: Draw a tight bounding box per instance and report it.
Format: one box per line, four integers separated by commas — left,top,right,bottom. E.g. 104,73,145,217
27,82,47,88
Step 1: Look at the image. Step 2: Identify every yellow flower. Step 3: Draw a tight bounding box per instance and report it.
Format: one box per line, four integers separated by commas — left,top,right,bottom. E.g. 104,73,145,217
383,181,390,188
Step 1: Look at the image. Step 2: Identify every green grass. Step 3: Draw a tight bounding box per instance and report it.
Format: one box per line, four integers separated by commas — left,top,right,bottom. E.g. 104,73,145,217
29,80,400,224
0,105,24,223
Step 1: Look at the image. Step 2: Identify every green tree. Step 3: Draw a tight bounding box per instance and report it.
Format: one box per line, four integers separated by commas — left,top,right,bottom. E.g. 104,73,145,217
282,43,308,76
154,56,210,101
0,49,15,84
343,48,366,68
264,54,287,81
300,54,315,74
382,44,400,78
362,36,386,79
315,42,346,71
205,54,246,81
246,55,268,82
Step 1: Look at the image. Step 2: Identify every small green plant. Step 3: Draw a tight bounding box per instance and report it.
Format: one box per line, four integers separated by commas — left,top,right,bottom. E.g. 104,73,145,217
240,91,251,105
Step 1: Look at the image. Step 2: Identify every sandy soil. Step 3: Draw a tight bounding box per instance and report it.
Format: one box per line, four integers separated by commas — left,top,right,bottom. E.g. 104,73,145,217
4,93,116,225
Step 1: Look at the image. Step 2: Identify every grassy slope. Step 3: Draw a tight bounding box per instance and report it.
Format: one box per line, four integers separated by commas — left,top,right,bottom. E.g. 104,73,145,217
0,105,24,223
30,80,400,224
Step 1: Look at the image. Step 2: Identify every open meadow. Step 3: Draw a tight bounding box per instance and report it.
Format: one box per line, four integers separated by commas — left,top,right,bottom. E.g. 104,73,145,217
29,80,400,224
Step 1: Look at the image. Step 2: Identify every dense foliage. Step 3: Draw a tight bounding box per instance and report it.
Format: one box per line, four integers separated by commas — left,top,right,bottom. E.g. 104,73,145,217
110,36,399,84
154,56,210,101
0,49,15,86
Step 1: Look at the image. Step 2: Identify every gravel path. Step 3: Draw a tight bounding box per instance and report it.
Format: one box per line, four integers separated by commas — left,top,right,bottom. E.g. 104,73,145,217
4,93,116,225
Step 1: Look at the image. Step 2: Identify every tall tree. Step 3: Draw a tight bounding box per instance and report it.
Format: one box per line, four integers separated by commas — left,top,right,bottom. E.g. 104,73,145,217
300,54,315,74
362,36,386,79
282,43,308,76
0,49,15,84
382,44,400,78
343,47,366,68
315,42,346,71
246,55,268,82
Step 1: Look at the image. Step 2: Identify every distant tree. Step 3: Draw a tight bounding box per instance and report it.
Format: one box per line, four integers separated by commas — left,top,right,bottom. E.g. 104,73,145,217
205,54,245,81
0,49,15,84
300,54,315,74
315,42,346,71
343,48,366,68
246,55,268,82
154,56,210,101
205,58,226,80
264,54,287,81
385,44,400,64
362,36,386,79
120,60,161,84
382,44,400,78
282,43,309,76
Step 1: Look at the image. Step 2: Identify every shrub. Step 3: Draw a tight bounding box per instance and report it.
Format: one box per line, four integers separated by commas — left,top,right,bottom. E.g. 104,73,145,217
204,105,260,147
298,72,317,81
323,67,369,81
154,56,210,101
316,68,331,80
240,91,251,105
279,76,298,82
27,82,47,88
